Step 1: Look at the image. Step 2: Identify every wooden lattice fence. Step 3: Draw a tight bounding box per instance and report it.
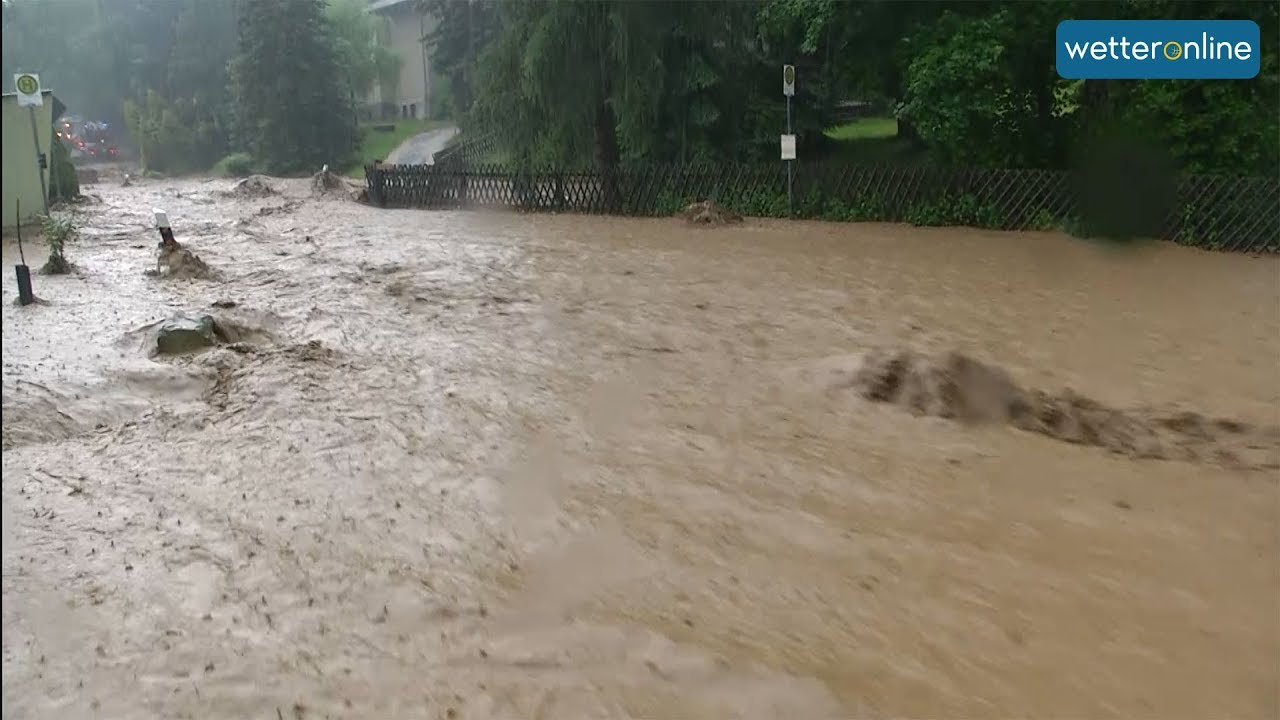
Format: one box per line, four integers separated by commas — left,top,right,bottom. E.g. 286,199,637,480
365,162,1280,253
431,134,499,169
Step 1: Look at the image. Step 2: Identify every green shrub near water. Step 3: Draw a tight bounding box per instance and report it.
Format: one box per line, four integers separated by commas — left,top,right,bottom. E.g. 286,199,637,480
39,212,77,275
50,139,80,202
658,186,1008,229
213,152,255,177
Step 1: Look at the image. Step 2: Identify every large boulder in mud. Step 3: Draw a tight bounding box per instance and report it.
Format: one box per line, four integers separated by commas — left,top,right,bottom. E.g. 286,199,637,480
155,314,219,355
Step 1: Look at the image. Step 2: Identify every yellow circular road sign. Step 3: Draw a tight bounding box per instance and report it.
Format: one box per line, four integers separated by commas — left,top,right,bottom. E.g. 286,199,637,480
15,73,38,95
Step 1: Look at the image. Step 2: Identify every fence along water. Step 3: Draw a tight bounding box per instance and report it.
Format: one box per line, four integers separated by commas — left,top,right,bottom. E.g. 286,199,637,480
364,159,1279,254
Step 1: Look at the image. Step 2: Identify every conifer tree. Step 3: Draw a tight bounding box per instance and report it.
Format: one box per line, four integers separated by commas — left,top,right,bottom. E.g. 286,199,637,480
230,0,357,174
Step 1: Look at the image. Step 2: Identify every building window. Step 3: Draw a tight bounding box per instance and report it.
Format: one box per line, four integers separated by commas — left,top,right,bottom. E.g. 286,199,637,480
401,105,407,119
410,103,417,119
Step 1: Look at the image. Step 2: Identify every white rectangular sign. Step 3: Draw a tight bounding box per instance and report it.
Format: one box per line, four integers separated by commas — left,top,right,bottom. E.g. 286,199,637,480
780,134,797,160
782,65,796,96
14,73,43,107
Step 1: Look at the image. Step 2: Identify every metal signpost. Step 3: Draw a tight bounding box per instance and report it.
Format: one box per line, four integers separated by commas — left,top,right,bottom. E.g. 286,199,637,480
781,65,796,215
14,73,49,216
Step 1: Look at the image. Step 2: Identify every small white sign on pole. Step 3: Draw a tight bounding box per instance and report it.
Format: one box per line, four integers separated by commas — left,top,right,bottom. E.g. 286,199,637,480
782,65,796,97
780,134,797,161
14,73,43,107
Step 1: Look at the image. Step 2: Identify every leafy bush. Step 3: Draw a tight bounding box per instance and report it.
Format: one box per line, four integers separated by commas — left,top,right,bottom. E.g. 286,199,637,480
213,152,255,177
124,89,231,174
50,138,79,202
1029,208,1059,232
39,212,77,275
905,193,1004,229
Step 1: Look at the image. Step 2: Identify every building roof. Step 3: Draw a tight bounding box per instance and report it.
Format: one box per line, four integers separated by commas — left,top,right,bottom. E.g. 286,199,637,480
369,0,415,12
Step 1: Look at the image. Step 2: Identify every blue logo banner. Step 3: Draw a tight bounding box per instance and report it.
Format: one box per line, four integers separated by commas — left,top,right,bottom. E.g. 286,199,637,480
1057,20,1260,79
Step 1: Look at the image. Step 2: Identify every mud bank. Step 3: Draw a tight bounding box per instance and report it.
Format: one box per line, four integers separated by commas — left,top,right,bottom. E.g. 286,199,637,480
3,176,1278,720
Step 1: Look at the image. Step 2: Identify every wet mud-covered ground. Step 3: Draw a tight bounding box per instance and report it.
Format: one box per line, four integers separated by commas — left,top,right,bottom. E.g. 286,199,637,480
3,176,1278,719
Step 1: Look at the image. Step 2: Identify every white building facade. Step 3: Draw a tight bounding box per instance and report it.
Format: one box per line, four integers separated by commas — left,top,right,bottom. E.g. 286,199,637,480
365,0,438,121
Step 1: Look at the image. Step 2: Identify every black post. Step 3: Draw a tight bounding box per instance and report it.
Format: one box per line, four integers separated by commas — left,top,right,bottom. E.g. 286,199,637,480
155,209,178,248
786,91,793,216
368,165,386,208
28,107,49,215
14,199,35,306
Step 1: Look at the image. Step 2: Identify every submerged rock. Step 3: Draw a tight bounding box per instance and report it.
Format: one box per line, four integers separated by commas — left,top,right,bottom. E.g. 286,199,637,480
155,314,219,355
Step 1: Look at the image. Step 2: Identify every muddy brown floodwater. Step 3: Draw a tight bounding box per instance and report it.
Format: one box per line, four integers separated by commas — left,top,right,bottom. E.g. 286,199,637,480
2,176,1278,720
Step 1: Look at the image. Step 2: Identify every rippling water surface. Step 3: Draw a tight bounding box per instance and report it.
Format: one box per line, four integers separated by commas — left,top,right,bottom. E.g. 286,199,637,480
3,176,1277,719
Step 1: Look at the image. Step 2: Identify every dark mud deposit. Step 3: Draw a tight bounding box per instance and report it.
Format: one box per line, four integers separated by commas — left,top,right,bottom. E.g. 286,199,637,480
2,176,1278,720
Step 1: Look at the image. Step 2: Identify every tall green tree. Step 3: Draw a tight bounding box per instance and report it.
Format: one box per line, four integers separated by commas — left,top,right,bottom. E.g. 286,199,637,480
420,0,502,119
230,0,357,173
1,0,123,123
4,0,239,171
469,0,810,166
325,0,402,109
471,0,666,170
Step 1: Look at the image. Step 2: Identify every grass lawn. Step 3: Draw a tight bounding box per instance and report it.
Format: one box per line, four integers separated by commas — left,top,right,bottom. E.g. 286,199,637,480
823,116,929,165
825,116,898,141
344,119,450,178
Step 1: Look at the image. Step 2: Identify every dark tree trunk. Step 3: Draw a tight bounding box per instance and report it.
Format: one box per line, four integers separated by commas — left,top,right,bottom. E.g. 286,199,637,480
593,96,620,169
897,117,922,146
594,96,621,210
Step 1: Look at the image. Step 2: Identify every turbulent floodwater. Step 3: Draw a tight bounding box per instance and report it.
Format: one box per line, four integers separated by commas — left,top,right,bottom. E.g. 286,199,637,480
2,176,1278,720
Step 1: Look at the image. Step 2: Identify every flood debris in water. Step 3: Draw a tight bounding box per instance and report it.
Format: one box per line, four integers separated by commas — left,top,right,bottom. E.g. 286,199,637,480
256,199,302,217
223,175,278,199
153,239,217,280
311,165,365,202
845,347,1280,470
310,166,345,195
681,200,743,226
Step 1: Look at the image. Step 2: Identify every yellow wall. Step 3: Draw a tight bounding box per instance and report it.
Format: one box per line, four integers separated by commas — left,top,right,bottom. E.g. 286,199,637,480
2,92,54,229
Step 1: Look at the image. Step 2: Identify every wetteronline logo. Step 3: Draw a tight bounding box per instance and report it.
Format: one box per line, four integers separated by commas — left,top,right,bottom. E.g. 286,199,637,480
1057,20,1260,79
